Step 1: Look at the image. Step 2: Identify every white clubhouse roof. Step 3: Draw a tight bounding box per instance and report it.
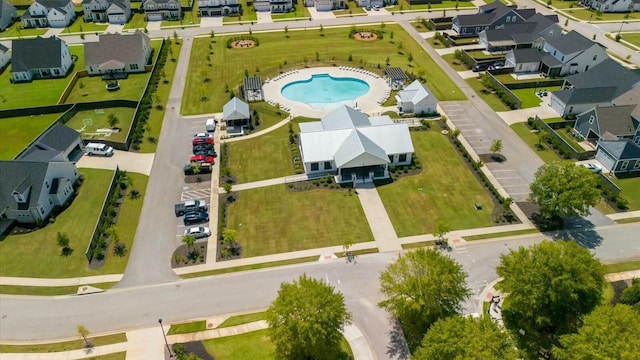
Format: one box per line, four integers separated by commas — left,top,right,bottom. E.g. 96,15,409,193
396,80,432,104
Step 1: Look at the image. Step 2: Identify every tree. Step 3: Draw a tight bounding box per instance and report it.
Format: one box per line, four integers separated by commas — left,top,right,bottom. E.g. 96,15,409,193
266,274,351,360
413,316,519,360
529,162,601,224
56,232,70,248
490,138,502,154
108,113,119,128
620,278,640,306
182,234,196,249
77,325,91,348
378,249,471,351
432,220,450,244
497,241,604,350
173,30,179,44
553,305,640,359
221,228,237,245
407,52,413,63
209,30,215,41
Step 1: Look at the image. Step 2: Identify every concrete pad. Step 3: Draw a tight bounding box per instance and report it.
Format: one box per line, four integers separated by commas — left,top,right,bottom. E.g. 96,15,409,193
256,11,273,24
200,16,223,27
458,70,478,79
146,21,161,31
105,24,124,34
342,324,375,360
77,285,105,295
126,327,166,360
307,7,336,20
76,150,155,176
356,183,402,252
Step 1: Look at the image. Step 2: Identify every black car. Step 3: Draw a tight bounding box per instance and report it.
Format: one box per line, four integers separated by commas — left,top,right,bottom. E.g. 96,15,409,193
472,62,491,72
193,144,214,154
183,211,209,225
193,146,217,158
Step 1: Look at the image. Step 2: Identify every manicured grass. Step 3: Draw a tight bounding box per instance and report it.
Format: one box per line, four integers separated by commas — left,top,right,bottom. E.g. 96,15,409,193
183,24,464,114
613,177,640,210
441,53,470,71
377,131,494,237
271,6,311,20
334,2,367,16
123,13,147,30
227,185,373,257
617,217,640,224
542,0,581,9
161,4,201,27
553,125,583,152
84,353,126,360
218,312,267,328
168,320,206,335
426,37,448,49
402,241,431,249
223,1,258,23
560,8,640,21
603,259,640,274
466,49,502,60
511,86,561,109
510,123,564,163
0,114,61,159
0,282,116,296
617,32,640,47
227,122,297,183
61,18,108,34
251,102,289,129
465,78,510,112
179,256,319,279
389,0,475,11
0,333,127,353
0,22,47,39
65,107,135,143
410,21,429,33
463,228,540,241
0,46,85,109
0,170,148,278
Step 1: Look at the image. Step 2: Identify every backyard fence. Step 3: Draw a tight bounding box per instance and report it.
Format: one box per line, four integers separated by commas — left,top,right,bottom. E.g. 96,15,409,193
483,72,522,109
85,166,120,263
533,116,596,161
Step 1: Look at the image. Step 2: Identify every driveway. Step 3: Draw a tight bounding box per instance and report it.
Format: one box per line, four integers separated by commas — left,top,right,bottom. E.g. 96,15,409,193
76,150,155,175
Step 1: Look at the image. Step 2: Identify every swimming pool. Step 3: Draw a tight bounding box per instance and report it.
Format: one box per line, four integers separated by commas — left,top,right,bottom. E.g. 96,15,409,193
281,74,370,110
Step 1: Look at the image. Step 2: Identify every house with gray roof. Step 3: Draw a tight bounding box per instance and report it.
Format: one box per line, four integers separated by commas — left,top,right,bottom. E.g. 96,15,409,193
395,80,438,115
223,97,250,135
573,105,639,144
580,0,640,13
478,13,560,52
10,36,72,83
198,0,241,16
82,0,131,24
541,30,607,76
142,0,181,21
595,139,640,176
0,123,81,225
0,43,9,70
452,2,536,36
21,0,75,28
0,0,17,31
298,105,414,183
84,31,152,76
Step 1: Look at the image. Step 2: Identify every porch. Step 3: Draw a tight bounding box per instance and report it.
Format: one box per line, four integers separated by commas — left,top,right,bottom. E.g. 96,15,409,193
337,164,388,184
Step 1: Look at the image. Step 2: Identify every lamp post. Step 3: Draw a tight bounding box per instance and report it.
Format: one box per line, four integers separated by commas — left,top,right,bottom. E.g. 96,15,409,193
618,20,628,38
158,319,174,358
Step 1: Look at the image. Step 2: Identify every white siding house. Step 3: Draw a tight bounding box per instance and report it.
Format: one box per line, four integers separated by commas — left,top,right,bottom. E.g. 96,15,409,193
0,0,18,31
21,0,75,28
11,36,72,82
82,0,131,24
198,0,240,16
396,80,438,115
541,30,607,76
580,0,638,13
0,44,9,69
142,0,181,21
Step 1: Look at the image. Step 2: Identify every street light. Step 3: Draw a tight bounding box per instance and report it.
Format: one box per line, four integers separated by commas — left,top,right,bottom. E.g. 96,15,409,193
618,20,628,38
158,319,174,358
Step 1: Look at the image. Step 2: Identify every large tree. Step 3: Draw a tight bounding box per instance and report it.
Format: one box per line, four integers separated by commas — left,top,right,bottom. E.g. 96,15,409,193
497,241,604,345
553,305,640,359
529,162,601,224
265,274,351,360
413,316,519,360
378,248,471,351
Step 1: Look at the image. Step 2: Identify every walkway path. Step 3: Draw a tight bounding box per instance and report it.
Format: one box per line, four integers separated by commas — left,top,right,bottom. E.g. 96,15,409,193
356,183,402,252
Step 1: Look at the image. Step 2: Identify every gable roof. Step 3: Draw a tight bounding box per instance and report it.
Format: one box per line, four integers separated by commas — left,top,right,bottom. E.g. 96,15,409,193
593,105,637,137
85,31,150,68
511,47,544,63
553,86,619,105
397,80,433,104
565,59,640,92
0,160,50,212
598,139,640,160
1,0,17,19
544,30,601,55
334,130,389,168
0,43,7,53
36,0,72,8
612,85,640,120
16,123,80,162
222,97,250,120
11,36,67,72
321,105,370,130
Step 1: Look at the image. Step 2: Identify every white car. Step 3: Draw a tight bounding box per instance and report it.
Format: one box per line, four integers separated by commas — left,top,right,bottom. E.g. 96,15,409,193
193,133,213,139
579,163,602,173
184,226,211,239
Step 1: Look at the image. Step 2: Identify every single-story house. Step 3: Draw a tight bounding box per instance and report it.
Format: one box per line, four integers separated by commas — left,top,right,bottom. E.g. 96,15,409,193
11,36,72,83
573,105,639,144
0,0,18,31
384,67,408,90
82,0,131,24
84,31,152,76
580,0,640,13
142,0,181,21
243,76,264,102
396,80,438,115
223,97,250,135
198,0,240,16
21,0,75,28
298,105,414,183
595,139,640,176
0,43,9,70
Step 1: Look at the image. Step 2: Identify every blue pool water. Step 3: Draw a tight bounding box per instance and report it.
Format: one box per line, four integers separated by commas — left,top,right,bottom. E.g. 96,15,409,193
281,74,370,110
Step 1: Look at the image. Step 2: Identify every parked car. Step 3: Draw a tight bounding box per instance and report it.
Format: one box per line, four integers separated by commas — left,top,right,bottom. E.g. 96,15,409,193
193,144,214,154
85,142,114,157
184,226,211,239
579,163,602,173
193,147,217,157
190,155,215,164
183,162,212,175
205,118,217,132
194,132,213,139
488,61,505,70
472,63,491,72
175,199,207,216
192,137,214,146
183,212,209,225
373,5,379,10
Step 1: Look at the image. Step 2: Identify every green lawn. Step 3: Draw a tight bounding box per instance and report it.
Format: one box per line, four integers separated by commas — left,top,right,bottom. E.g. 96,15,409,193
465,49,501,60
613,177,640,210
389,0,475,11
410,20,429,33
441,53,470,71
65,107,136,143
0,114,61,159
511,86,562,108
560,8,640,21
218,311,267,328
123,13,147,30
168,320,206,335
161,4,201,27
180,256,319,278
271,5,311,20
61,17,108,34
223,1,258,23
542,0,581,9
617,32,640,48
227,122,297,183
377,131,494,237
251,102,290,129
334,2,367,16
0,21,47,39
227,185,374,257
0,333,126,353
510,123,564,163
426,37,448,49
463,228,540,241
465,78,510,112
0,46,85,109
0,282,116,296
183,24,464,114
553,126,583,152
604,259,640,274
0,170,148,278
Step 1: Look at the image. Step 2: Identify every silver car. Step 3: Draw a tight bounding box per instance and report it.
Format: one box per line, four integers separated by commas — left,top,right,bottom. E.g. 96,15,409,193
183,226,211,239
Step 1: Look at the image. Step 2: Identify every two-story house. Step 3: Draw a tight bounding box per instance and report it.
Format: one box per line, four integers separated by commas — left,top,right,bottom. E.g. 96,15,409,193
82,0,131,24
452,2,536,36
580,0,640,13
21,0,75,28
142,0,181,21
0,0,18,31
254,0,292,13
0,43,9,70
85,31,152,76
198,0,240,16
10,36,72,82
540,30,608,76
478,13,561,52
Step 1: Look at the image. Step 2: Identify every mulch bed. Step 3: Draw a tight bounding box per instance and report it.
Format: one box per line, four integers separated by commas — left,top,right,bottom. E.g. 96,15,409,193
173,341,214,360
479,153,506,163
354,32,378,41
231,39,256,48
171,242,208,268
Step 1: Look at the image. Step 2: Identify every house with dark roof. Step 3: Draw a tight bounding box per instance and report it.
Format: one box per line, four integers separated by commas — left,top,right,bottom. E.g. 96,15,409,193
478,13,561,52
452,2,535,36
298,105,414,183
595,140,640,176
223,97,250,135
504,47,545,73
0,123,81,225
573,105,639,143
540,30,608,76
21,0,75,28
580,0,640,13
0,0,18,31
198,0,240,16
82,0,131,24
84,31,152,76
142,0,181,21
10,36,72,82
0,43,9,70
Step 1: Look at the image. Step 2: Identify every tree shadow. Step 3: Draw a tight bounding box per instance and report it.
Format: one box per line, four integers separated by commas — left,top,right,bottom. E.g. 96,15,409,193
547,217,603,249
386,318,410,360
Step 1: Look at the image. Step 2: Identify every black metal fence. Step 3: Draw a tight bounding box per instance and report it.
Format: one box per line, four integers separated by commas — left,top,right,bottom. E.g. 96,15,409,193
85,166,120,262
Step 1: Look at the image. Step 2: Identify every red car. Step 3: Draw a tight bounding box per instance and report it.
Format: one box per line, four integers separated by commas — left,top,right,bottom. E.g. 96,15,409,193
192,137,214,146
190,155,215,164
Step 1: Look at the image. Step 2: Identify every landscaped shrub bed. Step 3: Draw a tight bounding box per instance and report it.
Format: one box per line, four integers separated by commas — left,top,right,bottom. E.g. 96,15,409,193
348,26,384,40
226,35,260,48
480,74,519,109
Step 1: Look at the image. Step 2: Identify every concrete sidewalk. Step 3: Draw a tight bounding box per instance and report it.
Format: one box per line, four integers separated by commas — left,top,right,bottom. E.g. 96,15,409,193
356,183,402,252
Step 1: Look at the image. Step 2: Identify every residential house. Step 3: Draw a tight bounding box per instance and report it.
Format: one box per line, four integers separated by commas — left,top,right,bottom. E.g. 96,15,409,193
254,0,292,12
223,97,250,135
384,67,408,90
82,0,132,24
549,59,640,116
540,30,607,76
243,76,264,102
11,36,72,83
298,105,414,183
478,13,561,52
312,0,345,11
0,123,82,225
504,47,545,73
573,105,639,143
142,0,181,21
357,0,383,9
452,2,536,36
595,139,640,176
580,0,640,13
198,0,240,16
396,80,438,115
0,43,9,70
0,0,17,31
21,0,75,28
84,31,152,76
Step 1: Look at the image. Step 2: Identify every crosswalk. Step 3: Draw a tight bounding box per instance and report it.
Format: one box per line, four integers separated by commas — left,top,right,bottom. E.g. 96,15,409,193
181,188,211,202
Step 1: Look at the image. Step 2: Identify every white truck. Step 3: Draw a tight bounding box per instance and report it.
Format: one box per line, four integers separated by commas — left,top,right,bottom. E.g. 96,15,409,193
174,199,207,216
85,142,114,157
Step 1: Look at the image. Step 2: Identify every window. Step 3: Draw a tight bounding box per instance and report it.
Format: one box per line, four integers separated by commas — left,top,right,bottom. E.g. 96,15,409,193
311,163,319,171
512,16,517,22
39,207,45,215
388,155,394,162
45,180,49,189
49,198,53,205
553,50,557,56
561,56,564,62
634,161,640,170
506,16,510,22
324,161,331,170
130,63,139,70
593,55,597,61
621,161,629,170
53,68,60,75
589,115,595,124
399,154,407,162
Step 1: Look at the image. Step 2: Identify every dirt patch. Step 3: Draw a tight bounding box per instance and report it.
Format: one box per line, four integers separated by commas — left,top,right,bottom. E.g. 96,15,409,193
231,39,256,48
354,32,378,41
479,153,506,163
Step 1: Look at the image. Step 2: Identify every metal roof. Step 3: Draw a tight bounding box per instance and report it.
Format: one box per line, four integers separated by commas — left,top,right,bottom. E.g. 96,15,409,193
384,67,408,81
223,97,250,120
397,80,433,104
243,76,262,91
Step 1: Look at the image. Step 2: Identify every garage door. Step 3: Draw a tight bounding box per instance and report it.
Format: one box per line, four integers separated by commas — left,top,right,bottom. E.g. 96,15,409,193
595,149,615,172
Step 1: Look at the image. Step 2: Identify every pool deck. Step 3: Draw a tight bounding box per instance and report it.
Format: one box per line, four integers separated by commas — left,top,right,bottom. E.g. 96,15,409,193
262,66,392,118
